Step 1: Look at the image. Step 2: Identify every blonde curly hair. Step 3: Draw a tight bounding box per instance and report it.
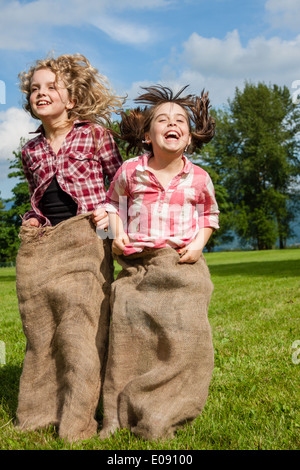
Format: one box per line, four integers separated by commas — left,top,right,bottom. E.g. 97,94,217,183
18,53,125,125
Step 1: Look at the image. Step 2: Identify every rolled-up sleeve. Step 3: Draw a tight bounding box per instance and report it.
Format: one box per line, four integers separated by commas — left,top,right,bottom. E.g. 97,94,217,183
98,129,123,183
105,164,128,214
197,173,220,230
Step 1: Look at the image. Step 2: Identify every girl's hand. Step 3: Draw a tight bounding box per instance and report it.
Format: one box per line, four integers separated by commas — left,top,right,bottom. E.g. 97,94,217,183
178,227,213,264
177,248,202,264
112,233,130,255
91,208,109,230
22,218,40,227
177,240,202,264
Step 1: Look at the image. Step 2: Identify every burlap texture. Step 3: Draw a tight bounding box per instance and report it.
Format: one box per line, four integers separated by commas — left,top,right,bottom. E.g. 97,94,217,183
100,247,214,440
15,213,113,442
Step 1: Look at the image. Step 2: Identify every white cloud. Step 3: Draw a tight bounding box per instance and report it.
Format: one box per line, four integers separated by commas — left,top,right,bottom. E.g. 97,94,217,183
169,29,300,106
0,107,36,198
121,26,300,108
265,0,300,31
0,0,67,50
0,107,36,162
89,15,153,46
125,80,154,105
182,30,300,79
0,0,173,50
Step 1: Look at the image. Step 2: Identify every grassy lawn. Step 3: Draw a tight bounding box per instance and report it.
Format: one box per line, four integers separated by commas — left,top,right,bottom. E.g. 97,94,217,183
0,249,299,450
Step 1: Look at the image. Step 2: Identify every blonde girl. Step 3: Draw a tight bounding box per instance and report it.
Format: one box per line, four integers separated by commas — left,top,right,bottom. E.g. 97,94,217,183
15,54,124,442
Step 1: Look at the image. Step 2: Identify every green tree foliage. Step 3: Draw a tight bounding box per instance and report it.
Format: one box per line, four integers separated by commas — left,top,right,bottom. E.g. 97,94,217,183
190,147,234,252
0,196,18,263
0,140,31,262
208,82,300,250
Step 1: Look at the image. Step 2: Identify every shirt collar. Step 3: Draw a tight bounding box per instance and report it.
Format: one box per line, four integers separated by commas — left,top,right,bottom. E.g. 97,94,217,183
138,153,191,174
29,119,90,135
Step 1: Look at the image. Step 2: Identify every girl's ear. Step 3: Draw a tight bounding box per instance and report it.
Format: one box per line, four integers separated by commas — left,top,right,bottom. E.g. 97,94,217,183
144,134,151,144
66,99,76,110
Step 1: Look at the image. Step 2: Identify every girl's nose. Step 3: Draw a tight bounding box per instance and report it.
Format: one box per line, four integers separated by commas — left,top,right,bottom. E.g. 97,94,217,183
37,87,47,96
168,119,177,126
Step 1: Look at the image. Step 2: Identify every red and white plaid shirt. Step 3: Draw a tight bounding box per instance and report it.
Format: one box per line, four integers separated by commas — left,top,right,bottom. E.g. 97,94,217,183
106,154,219,255
21,120,122,226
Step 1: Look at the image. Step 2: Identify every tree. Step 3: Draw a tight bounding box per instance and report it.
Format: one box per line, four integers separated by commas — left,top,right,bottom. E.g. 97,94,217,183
0,195,17,263
209,82,300,250
0,140,31,262
190,146,234,252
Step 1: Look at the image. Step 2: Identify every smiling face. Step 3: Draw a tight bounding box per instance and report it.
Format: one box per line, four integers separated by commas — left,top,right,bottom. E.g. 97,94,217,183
29,68,75,123
145,102,191,156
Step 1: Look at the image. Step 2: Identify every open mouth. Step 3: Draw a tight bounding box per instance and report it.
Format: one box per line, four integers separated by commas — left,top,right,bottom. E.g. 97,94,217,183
37,100,51,106
164,131,180,140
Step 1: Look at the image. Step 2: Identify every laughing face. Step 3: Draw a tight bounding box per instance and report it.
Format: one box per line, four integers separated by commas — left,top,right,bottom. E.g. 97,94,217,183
145,102,191,156
29,68,75,122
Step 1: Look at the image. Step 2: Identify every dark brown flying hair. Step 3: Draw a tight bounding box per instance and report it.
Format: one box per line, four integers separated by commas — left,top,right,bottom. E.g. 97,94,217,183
112,84,216,155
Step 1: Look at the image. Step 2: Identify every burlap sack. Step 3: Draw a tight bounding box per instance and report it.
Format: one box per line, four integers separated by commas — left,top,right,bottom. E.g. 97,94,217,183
100,247,214,440
15,213,113,442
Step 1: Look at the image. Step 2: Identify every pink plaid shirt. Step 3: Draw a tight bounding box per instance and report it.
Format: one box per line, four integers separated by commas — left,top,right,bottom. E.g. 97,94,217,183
21,120,122,226
106,154,219,255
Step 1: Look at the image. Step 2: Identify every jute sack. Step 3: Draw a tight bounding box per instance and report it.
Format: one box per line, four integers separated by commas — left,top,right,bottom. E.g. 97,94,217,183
15,213,113,442
100,247,214,440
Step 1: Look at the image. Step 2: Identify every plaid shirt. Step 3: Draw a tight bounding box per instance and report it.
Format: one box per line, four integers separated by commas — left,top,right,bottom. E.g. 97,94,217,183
21,120,122,226
106,154,219,255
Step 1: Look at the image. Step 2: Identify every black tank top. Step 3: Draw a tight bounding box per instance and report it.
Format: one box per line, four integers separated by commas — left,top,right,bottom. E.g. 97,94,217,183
39,177,78,226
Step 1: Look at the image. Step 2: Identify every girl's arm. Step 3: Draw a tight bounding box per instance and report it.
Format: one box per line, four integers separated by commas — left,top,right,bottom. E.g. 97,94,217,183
91,207,109,229
178,170,219,263
109,212,130,255
177,227,213,264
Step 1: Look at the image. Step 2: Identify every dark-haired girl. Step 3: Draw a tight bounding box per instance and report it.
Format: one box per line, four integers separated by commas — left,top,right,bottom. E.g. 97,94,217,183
100,85,220,440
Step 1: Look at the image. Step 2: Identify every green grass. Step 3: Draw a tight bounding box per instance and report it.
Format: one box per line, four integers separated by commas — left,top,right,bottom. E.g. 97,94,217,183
0,249,299,450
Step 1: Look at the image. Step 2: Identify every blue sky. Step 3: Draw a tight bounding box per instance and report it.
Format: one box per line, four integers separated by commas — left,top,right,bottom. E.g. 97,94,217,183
0,0,300,199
